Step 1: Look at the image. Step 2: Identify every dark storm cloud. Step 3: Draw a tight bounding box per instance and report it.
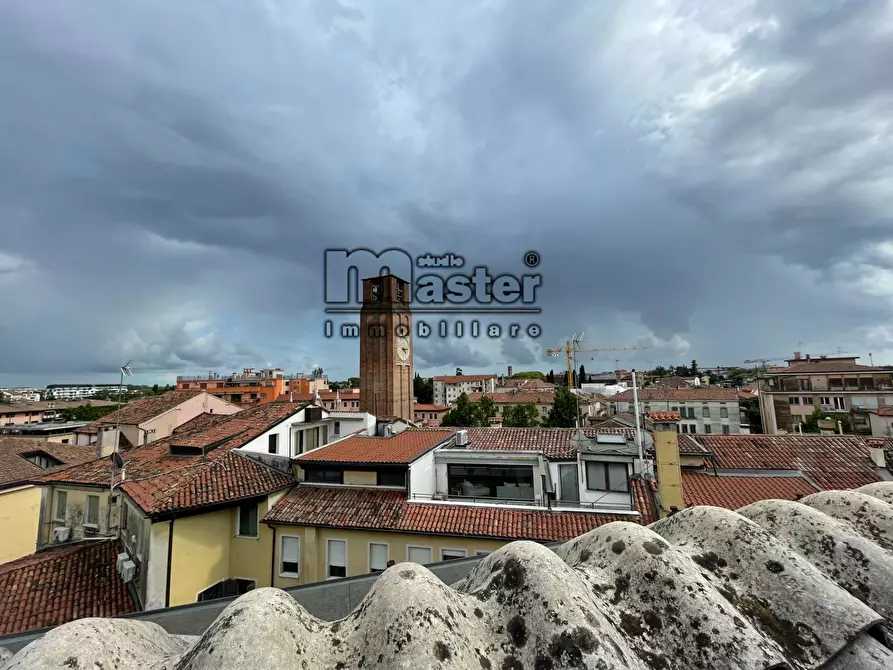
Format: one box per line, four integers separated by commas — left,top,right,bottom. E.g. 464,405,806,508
1,0,892,385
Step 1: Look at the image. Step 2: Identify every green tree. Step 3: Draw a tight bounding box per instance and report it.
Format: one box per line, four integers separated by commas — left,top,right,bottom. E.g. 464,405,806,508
455,367,463,376
511,371,546,381
0,392,8,404
59,404,118,422
311,366,324,377
690,359,699,376
546,387,579,427
347,377,360,388
547,370,555,384
740,397,763,433
727,368,750,386
152,384,160,395
475,395,496,425
441,392,478,427
801,407,850,434
503,403,540,427
413,374,433,404
652,365,668,378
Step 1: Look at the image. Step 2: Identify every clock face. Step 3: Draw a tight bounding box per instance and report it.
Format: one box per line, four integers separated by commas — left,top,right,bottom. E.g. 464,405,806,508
396,336,410,362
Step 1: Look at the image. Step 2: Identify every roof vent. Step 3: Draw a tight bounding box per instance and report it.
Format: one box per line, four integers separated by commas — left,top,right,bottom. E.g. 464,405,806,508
455,429,468,446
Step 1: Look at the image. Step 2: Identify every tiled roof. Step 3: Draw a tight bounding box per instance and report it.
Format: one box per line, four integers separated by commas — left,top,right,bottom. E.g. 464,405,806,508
172,411,235,434
461,427,636,460
611,387,740,402
73,419,101,435
648,376,693,389
680,434,891,490
44,403,301,516
681,472,818,509
871,406,893,416
0,399,117,414
97,390,205,426
773,360,888,374
647,410,680,421
500,378,555,389
434,375,496,383
297,429,455,464
412,404,450,412
466,391,554,404
0,436,96,489
0,540,136,635
263,485,647,541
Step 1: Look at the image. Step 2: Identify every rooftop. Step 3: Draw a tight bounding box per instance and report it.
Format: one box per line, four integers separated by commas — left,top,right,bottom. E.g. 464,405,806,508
681,471,819,509
264,484,650,541
646,410,680,422
460,427,637,460
680,433,892,490
611,386,741,402
467,391,555,404
0,399,117,413
0,539,136,636
96,389,206,426
412,404,450,412
297,429,455,465
9,484,893,668
772,359,891,374
434,374,497,383
42,403,300,516
0,436,96,489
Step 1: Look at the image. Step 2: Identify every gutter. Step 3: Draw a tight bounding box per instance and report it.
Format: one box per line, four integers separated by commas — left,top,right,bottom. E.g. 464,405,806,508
164,518,174,608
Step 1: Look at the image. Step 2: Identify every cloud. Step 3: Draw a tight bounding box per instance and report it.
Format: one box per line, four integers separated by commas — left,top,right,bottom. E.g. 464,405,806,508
1,0,892,386
500,336,539,366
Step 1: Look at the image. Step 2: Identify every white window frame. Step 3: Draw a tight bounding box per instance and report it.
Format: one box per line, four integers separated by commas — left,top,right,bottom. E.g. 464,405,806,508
84,494,100,528
369,542,389,573
236,502,259,539
326,538,348,579
279,535,301,578
268,432,278,454
54,490,67,522
406,545,433,565
440,548,467,561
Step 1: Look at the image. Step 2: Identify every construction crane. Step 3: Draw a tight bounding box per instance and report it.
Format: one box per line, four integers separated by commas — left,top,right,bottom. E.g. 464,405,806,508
547,333,649,387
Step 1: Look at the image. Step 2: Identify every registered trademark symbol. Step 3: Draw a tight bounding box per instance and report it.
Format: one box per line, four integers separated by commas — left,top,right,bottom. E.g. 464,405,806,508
524,251,540,268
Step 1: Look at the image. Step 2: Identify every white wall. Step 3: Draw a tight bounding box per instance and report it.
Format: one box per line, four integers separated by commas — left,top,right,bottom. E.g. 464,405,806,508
239,409,299,458
409,451,436,498
145,520,171,610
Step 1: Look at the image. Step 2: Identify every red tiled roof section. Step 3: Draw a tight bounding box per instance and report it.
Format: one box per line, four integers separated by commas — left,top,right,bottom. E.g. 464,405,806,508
0,540,136,635
647,411,680,421
413,404,450,412
264,486,647,541
434,375,496,383
0,436,96,488
172,411,235,434
98,390,205,426
611,388,740,402
681,472,818,509
298,429,455,464
680,434,891,490
467,391,555,404
871,407,893,417
462,427,635,460
775,360,888,374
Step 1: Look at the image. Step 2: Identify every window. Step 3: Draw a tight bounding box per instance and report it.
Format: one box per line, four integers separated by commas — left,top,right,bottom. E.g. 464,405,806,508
305,469,342,484
585,461,629,493
833,396,846,410
280,536,300,577
333,421,341,436
687,407,695,419
704,424,711,434
327,540,347,578
447,464,535,501
306,428,319,451
370,543,388,572
441,549,467,561
297,431,304,453
237,503,258,537
670,406,678,413
84,495,100,527
788,397,800,405
197,579,255,602
54,491,67,521
702,407,710,418
268,433,278,454
322,425,329,445
722,425,730,434
23,451,63,469
407,546,433,564
377,470,406,487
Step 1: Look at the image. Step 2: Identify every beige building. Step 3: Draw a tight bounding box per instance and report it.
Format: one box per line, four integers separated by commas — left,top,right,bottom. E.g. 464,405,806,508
0,400,116,427
757,353,893,434
433,374,497,405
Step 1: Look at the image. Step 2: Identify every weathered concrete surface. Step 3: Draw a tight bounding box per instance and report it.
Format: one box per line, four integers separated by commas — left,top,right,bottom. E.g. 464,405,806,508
2,488,892,669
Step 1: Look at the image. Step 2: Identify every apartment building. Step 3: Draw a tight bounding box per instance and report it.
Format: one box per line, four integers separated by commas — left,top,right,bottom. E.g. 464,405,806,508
609,387,748,434
176,368,294,405
45,384,126,400
0,400,117,427
757,353,893,434
412,404,450,426
433,374,497,405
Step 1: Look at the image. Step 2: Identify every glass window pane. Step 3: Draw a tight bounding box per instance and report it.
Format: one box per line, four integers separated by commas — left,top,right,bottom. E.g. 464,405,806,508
281,536,300,575
586,462,607,490
370,543,388,571
408,546,432,564
608,463,629,492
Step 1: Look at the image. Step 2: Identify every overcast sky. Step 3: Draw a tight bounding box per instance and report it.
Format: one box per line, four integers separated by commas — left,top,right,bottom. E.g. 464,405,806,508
2,0,893,387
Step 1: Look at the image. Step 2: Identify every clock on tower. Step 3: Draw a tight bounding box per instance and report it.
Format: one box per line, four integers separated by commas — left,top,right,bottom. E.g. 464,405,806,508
358,273,413,420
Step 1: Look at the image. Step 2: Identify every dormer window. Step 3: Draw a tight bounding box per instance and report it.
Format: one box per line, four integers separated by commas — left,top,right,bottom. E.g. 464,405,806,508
22,451,63,469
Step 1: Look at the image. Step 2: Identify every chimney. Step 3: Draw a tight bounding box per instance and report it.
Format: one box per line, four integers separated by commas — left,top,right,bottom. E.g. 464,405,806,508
867,439,886,468
508,366,513,377
653,414,684,518
793,352,801,360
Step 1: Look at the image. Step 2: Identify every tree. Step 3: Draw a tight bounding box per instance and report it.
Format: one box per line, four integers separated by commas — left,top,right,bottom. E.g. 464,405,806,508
578,365,586,388
503,403,540,427
456,367,463,376
511,371,546,381
547,370,555,384
441,393,479,427
152,384,160,395
546,387,579,427
727,368,750,386
801,407,850,434
312,366,324,377
414,373,433,404
475,395,496,425
652,365,668,378
347,377,360,388
59,404,118,422
690,360,699,377
740,397,763,433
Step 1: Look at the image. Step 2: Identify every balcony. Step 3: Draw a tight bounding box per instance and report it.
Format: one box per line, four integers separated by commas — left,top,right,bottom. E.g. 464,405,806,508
410,493,631,512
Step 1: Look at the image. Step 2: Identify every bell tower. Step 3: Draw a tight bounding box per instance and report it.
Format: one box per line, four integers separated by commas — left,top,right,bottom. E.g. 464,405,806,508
359,274,413,420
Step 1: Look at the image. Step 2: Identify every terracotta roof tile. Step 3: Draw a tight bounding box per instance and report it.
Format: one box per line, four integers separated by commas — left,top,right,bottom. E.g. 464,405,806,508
263,485,647,541
647,411,681,421
612,387,740,402
434,375,496,384
97,390,207,426
871,406,893,417
297,429,455,464
0,436,96,488
172,411,234,434
0,540,136,635
774,360,889,374
681,472,818,509
680,434,890,490
461,427,636,460
44,403,300,516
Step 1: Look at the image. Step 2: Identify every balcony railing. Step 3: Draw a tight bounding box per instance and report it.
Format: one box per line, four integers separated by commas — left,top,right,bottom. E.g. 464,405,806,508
410,493,633,512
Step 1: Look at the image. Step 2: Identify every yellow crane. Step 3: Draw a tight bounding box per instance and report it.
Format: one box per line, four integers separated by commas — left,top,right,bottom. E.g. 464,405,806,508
546,334,649,387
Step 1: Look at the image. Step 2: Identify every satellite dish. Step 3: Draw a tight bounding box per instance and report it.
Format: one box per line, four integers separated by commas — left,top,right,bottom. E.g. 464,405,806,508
110,452,125,469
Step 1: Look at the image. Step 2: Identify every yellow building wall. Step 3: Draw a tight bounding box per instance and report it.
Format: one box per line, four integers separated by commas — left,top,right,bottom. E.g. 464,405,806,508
343,470,377,486
169,509,232,606
40,485,115,546
0,486,41,564
269,525,505,587
229,497,276,589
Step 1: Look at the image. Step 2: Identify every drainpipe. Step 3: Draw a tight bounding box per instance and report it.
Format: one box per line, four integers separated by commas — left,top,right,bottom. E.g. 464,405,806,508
270,526,277,587
164,518,175,608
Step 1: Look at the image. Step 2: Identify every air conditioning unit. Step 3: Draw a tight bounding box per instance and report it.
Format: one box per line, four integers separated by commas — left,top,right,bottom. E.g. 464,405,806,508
116,552,129,571
53,527,71,543
119,559,136,583
455,430,468,446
